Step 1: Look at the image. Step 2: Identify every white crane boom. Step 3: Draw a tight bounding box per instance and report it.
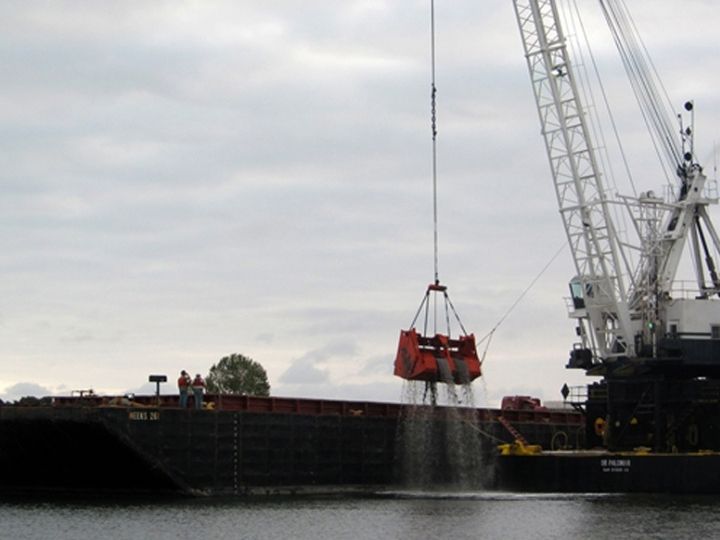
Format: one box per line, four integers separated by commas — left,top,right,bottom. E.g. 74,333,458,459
512,0,633,360
514,0,720,375
512,0,720,453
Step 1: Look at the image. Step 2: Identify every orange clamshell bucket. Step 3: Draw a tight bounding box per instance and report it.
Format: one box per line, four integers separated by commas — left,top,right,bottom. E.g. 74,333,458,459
394,328,482,384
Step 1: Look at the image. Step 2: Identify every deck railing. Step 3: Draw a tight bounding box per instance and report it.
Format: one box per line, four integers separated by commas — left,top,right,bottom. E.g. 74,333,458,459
48,393,582,424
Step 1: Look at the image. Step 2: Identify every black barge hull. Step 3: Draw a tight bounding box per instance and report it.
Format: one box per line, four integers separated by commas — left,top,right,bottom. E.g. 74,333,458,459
497,452,720,494
0,395,580,496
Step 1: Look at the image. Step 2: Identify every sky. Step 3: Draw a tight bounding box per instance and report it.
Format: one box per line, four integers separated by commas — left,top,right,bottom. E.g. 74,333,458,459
2,0,719,406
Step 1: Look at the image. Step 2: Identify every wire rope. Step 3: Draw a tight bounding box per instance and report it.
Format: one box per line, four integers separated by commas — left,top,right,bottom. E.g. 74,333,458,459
599,0,682,180
567,0,638,197
430,0,440,287
478,242,567,349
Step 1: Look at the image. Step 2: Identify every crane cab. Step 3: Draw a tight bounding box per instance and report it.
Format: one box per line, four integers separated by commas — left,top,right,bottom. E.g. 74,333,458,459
569,277,586,310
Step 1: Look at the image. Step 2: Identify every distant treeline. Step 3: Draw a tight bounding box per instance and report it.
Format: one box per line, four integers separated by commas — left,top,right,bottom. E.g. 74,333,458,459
0,396,53,407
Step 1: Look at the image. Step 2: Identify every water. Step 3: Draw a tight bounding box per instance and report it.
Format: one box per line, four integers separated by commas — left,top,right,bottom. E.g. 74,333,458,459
6,383,711,539
2,492,720,540
398,380,489,489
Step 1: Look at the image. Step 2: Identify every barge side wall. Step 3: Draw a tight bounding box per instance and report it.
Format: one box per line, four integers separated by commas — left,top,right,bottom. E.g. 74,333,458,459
0,404,581,495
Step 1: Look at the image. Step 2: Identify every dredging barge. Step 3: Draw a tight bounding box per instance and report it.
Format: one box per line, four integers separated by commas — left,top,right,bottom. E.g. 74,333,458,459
488,0,720,495
0,393,580,496
7,390,720,496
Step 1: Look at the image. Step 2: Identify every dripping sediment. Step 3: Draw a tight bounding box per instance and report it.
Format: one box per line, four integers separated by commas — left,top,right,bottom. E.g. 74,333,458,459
397,380,489,490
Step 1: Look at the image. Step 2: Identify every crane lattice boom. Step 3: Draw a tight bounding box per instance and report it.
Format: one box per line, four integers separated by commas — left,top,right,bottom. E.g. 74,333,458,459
513,0,633,360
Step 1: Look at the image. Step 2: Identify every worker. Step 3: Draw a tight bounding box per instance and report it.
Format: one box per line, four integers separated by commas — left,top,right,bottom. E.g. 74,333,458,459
178,370,191,408
192,373,206,410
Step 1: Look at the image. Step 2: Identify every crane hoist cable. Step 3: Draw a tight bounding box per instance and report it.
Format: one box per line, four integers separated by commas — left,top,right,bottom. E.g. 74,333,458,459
430,0,439,287
598,0,683,177
393,0,481,391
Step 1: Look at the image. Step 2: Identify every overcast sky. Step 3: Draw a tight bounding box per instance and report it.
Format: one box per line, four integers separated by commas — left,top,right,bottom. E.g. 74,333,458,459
2,0,719,405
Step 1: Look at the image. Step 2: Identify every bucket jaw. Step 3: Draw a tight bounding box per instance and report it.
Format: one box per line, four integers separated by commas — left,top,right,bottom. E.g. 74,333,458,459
394,328,482,384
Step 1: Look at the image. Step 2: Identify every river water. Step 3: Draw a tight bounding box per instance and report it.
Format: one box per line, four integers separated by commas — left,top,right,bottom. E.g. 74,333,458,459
2,491,719,540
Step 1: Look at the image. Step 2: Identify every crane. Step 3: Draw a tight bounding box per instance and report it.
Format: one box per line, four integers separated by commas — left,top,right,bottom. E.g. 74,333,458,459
513,0,720,451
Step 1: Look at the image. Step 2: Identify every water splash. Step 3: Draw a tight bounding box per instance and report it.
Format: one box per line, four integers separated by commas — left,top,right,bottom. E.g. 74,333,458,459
397,380,490,490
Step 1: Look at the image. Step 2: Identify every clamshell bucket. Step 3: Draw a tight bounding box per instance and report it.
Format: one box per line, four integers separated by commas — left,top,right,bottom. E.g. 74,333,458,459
394,328,482,384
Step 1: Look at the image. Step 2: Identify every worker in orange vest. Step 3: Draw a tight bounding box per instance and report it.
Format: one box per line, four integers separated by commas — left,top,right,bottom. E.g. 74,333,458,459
178,370,191,408
192,373,206,410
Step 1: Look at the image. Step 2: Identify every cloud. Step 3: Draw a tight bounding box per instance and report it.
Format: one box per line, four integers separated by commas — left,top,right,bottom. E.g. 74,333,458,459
1,382,53,402
1,1,718,408
279,357,330,386
278,342,356,385
124,382,164,397
358,354,392,377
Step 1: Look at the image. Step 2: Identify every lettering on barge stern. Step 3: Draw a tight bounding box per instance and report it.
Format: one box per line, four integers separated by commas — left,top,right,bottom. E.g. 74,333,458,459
600,458,631,473
128,410,160,421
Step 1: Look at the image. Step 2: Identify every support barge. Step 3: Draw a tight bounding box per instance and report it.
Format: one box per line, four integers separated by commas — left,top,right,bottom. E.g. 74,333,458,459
0,394,580,496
